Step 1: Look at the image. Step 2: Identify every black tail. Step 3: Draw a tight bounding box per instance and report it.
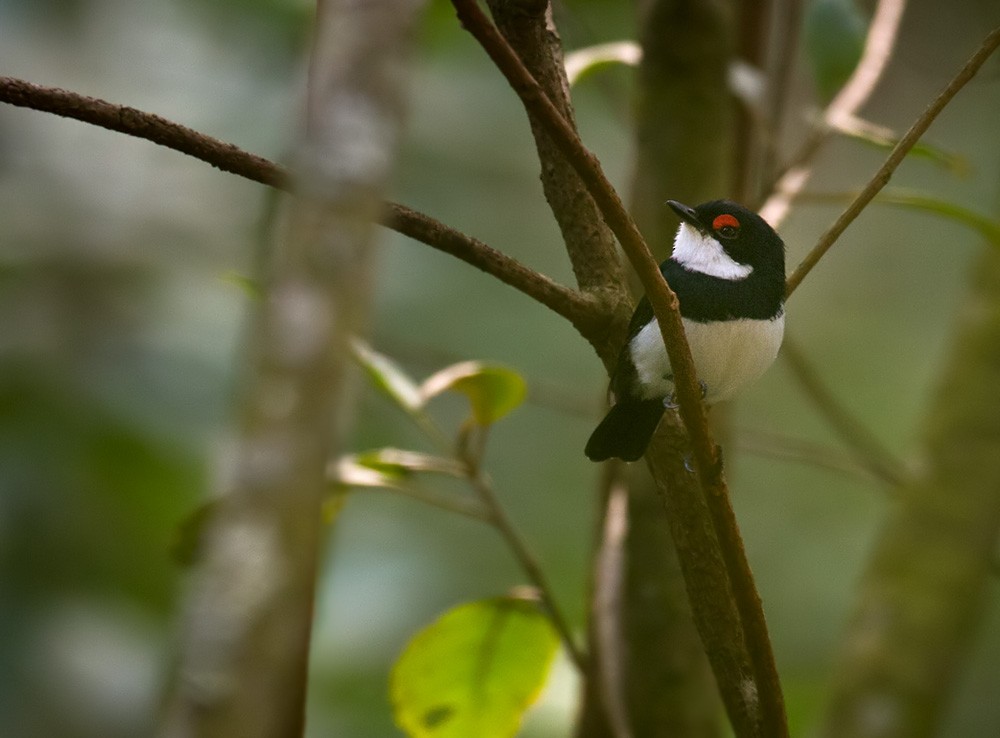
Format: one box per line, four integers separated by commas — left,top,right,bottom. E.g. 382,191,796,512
585,399,665,462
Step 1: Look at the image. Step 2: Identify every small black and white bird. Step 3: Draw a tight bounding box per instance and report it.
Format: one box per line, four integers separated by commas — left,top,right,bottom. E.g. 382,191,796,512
585,199,786,462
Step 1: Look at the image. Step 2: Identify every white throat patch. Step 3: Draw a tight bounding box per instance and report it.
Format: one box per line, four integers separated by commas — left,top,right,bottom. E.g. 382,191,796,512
672,223,753,280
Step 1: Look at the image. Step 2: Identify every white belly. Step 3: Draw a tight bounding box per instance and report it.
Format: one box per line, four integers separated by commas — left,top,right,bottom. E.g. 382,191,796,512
629,314,784,403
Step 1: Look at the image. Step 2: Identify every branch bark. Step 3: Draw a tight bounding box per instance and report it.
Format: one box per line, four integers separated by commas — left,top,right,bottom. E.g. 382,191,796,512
451,1,786,735
0,75,598,335
158,2,422,736
601,0,743,735
485,0,630,365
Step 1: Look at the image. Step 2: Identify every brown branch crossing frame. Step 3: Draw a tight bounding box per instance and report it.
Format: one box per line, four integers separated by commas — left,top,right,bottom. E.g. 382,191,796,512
0,75,600,336
785,25,1000,297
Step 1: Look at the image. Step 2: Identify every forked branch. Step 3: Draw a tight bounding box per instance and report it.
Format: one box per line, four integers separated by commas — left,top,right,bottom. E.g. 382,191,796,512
450,1,787,735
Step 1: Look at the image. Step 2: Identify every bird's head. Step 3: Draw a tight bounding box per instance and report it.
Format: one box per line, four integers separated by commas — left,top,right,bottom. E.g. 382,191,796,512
666,199,785,281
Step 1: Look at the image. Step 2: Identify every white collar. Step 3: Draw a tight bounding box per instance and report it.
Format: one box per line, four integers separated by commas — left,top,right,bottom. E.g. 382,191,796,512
671,223,753,280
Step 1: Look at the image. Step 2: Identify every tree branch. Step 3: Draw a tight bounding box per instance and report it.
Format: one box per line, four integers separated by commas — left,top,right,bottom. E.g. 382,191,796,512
464,451,588,673
784,24,1000,297
486,0,629,362
758,0,909,224
782,336,908,487
0,75,287,188
383,201,603,333
0,74,599,334
450,1,786,735
616,1,741,735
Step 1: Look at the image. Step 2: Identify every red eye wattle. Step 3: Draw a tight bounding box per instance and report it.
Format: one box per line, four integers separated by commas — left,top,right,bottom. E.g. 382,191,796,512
712,214,740,231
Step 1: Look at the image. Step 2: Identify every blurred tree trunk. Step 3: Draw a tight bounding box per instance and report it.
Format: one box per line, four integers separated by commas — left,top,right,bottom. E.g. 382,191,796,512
159,2,422,737
816,231,1000,737
628,0,736,253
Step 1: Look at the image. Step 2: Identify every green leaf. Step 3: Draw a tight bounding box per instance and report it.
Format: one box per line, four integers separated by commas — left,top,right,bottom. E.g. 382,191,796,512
331,455,407,491
219,271,263,300
803,0,867,102
420,362,527,426
342,448,466,482
874,189,1000,246
351,338,424,414
833,118,968,175
564,41,641,86
390,597,559,738
170,500,219,567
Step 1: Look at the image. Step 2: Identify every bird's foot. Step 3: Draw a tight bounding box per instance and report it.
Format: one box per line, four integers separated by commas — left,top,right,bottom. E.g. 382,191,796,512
662,381,708,410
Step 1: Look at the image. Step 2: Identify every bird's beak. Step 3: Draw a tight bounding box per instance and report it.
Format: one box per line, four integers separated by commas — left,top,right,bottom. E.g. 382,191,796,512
666,200,705,233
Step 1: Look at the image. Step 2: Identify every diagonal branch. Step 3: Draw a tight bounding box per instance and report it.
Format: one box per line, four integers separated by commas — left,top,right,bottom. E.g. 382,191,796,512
758,0,909,224
485,0,629,365
784,24,1000,297
0,75,286,188
450,0,716,511
782,336,908,487
0,74,599,334
450,1,787,735
384,202,603,333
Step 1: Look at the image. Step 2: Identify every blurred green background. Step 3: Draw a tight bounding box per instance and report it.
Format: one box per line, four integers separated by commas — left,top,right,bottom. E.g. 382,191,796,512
2,0,999,736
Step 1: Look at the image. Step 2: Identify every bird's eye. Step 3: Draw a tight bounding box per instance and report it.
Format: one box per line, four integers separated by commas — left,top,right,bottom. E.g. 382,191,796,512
712,213,740,239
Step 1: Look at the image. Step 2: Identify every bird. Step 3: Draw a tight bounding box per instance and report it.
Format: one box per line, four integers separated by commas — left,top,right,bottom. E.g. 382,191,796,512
585,199,786,462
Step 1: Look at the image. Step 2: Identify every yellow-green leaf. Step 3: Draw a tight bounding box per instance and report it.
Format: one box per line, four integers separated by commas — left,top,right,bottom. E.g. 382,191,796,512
390,597,559,738
351,448,465,479
219,271,263,300
351,338,424,414
420,362,526,426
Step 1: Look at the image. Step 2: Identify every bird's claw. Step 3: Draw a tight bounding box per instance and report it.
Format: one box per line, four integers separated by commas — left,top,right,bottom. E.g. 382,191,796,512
662,381,708,410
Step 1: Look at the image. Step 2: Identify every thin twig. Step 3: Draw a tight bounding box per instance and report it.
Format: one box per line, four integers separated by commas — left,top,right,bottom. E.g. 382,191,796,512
782,337,909,487
409,413,588,675
735,429,886,482
0,75,599,333
476,471,587,671
759,0,908,223
352,484,493,521
458,430,588,674
785,25,1000,297
450,1,787,735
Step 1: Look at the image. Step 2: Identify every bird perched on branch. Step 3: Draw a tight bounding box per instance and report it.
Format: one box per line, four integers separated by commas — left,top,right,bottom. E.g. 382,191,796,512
585,199,786,462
